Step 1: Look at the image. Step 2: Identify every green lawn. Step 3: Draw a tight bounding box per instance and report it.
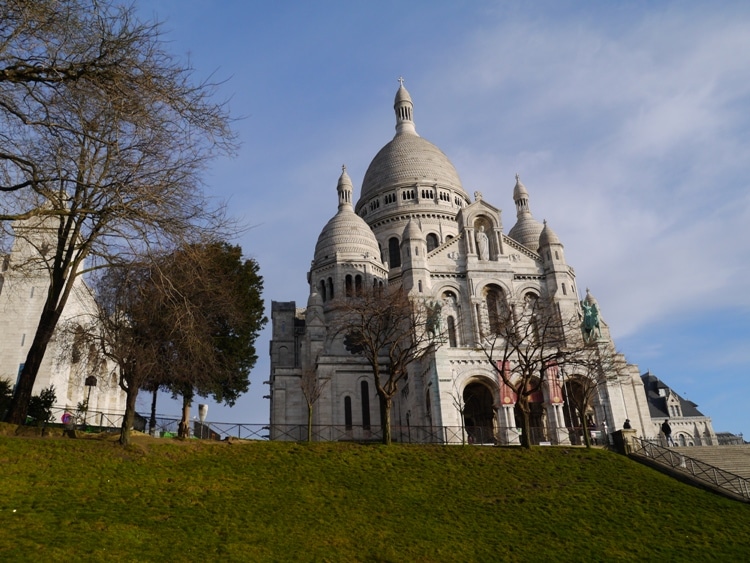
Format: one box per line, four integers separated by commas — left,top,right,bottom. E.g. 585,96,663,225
1,428,748,561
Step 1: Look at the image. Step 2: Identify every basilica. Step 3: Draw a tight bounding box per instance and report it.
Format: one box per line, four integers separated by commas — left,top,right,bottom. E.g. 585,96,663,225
269,82,716,446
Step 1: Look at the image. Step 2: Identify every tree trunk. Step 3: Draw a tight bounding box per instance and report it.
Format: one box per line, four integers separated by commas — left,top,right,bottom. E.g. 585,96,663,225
307,404,313,442
382,396,393,445
518,399,532,449
4,306,60,424
149,388,158,436
119,384,139,446
178,394,192,438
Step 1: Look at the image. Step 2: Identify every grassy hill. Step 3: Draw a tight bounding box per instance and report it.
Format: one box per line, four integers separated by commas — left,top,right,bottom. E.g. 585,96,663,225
1,429,749,561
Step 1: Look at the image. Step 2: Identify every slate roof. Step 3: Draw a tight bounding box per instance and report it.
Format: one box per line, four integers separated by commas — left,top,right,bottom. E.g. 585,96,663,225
641,371,705,418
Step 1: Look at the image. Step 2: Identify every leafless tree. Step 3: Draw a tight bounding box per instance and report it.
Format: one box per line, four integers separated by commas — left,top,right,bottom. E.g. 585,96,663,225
0,0,237,423
563,344,623,447
331,285,445,445
479,293,582,448
300,361,328,443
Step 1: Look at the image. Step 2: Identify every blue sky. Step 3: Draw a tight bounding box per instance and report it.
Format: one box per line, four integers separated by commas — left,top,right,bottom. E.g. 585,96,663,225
138,1,750,438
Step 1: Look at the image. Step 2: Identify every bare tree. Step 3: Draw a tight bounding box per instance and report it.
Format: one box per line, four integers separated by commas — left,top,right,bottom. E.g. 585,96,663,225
562,344,624,447
0,0,237,423
73,263,157,446
300,362,328,442
332,286,445,445
479,293,582,448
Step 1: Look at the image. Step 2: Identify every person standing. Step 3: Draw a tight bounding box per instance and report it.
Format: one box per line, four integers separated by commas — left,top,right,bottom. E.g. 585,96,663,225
661,419,675,446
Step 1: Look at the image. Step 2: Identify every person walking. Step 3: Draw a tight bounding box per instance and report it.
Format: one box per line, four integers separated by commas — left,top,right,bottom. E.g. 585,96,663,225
661,419,675,446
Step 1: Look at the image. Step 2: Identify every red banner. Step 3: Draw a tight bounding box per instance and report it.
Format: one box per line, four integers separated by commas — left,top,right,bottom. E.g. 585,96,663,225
496,361,516,405
544,361,563,404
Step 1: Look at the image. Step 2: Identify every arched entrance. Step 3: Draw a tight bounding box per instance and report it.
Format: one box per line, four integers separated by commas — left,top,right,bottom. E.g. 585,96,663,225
463,382,495,444
563,377,598,445
513,379,547,445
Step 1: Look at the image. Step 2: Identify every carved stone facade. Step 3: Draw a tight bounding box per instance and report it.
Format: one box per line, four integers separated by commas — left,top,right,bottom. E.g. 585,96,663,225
269,83,716,445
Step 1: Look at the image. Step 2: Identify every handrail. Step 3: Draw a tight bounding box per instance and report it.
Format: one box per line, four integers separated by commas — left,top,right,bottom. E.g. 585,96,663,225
630,437,750,502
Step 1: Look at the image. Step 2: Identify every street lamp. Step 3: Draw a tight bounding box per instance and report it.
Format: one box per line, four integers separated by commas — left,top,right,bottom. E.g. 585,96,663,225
83,375,97,425
198,404,208,439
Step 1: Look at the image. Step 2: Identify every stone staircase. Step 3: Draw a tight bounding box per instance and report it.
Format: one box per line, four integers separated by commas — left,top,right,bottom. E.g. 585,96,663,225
671,445,750,479
628,439,750,502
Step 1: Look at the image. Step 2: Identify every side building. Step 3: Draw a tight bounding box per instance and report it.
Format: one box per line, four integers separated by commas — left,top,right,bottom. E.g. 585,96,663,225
269,82,715,445
0,216,127,421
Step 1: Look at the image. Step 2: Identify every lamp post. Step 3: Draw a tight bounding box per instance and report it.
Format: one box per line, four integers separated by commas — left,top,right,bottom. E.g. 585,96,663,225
83,375,97,425
198,404,208,439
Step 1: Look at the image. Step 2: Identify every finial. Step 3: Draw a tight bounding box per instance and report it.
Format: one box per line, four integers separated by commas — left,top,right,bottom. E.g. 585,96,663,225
543,219,547,226
342,164,346,173
515,173,520,182
398,76,405,87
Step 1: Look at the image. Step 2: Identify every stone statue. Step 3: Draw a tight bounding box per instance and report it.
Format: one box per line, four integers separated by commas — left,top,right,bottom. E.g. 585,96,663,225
475,226,489,260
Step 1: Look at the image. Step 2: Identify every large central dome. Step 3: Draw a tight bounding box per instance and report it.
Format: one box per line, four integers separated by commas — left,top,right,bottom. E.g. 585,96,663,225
360,134,465,201
355,83,468,212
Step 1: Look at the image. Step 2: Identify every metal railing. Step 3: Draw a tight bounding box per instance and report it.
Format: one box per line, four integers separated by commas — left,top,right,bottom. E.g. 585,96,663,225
29,408,607,448
630,437,750,502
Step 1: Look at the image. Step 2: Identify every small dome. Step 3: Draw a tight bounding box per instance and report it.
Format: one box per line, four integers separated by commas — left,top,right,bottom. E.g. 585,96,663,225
394,84,412,105
508,174,544,251
513,174,529,200
508,215,544,251
402,219,424,241
584,288,598,307
539,220,561,247
307,290,323,309
314,171,382,264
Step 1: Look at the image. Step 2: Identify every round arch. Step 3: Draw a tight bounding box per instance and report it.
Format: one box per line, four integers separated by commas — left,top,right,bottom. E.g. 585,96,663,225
462,380,496,444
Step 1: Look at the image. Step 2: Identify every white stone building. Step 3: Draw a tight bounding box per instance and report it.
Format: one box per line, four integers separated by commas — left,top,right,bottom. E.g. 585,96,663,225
269,82,715,445
0,216,127,420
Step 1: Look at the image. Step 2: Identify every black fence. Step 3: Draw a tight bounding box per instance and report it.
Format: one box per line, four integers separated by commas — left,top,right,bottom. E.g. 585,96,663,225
36,406,607,446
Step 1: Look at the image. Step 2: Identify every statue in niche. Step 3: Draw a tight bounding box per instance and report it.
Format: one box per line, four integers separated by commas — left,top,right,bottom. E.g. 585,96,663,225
475,226,489,260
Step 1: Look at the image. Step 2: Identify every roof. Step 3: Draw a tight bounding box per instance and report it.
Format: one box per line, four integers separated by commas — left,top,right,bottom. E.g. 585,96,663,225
641,372,706,419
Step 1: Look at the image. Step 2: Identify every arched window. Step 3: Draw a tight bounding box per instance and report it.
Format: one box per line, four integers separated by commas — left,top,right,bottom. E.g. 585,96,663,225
327,277,334,299
361,381,371,431
524,293,539,342
447,316,457,347
345,275,353,297
426,233,439,252
355,275,362,296
319,280,326,302
388,237,401,268
485,286,507,334
344,396,352,430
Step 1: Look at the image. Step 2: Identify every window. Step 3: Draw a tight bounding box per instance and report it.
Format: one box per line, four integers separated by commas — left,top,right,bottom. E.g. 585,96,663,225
426,233,439,252
388,237,401,268
319,280,326,302
327,277,334,299
447,316,457,347
361,381,371,431
344,396,352,430
486,286,507,334
355,275,362,296
345,275,353,297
